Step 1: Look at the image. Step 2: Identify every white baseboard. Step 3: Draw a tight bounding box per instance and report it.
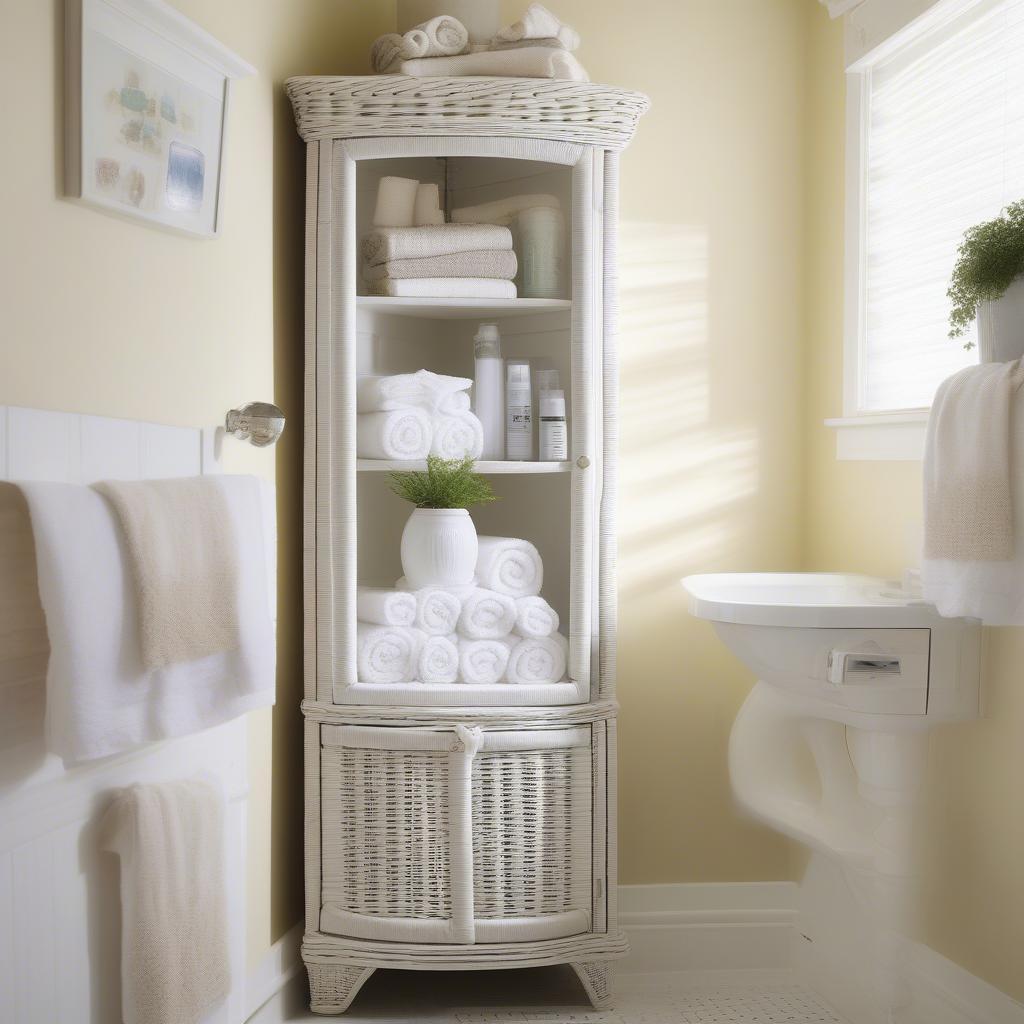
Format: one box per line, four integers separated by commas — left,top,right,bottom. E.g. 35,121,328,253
618,882,799,974
245,923,303,1023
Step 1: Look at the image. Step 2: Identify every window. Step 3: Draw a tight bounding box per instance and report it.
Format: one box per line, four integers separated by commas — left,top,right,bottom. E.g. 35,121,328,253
843,0,1024,422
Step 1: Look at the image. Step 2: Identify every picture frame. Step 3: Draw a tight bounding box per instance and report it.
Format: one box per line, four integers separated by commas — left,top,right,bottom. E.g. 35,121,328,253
65,0,255,238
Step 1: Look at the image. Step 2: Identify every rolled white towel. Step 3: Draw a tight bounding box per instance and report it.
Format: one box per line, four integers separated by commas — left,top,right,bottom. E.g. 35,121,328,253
458,638,510,684
513,595,559,638
372,176,419,228
416,633,460,684
357,370,473,414
414,588,462,636
414,182,445,226
431,410,484,460
356,408,432,460
493,3,581,50
356,586,416,627
414,15,469,57
504,632,568,685
475,536,543,598
458,587,517,640
357,624,423,683
396,576,477,599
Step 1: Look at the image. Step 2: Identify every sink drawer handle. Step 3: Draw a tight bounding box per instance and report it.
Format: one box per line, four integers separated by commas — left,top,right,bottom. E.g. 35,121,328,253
827,650,902,685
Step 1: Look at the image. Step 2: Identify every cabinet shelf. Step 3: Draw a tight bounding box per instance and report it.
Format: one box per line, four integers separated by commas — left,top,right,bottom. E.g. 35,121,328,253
356,296,572,319
357,459,571,474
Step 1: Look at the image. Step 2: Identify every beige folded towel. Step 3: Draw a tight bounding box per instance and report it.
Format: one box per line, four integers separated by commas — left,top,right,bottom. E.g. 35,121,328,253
363,249,517,281
923,359,1024,562
101,780,229,1024
366,277,517,299
361,224,513,265
390,47,588,82
493,3,581,50
94,477,239,670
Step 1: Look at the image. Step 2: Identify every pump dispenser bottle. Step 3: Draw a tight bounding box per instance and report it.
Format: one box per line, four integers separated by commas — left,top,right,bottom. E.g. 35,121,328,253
473,323,504,460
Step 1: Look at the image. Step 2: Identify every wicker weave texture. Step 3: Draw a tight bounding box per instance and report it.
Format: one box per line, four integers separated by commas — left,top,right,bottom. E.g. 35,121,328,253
286,76,649,150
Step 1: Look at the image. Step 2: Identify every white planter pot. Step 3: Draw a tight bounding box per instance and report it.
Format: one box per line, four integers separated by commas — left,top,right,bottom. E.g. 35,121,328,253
400,508,478,590
977,275,1024,363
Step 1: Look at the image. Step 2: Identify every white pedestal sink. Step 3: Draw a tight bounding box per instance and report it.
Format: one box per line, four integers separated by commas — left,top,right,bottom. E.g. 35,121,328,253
682,572,981,1020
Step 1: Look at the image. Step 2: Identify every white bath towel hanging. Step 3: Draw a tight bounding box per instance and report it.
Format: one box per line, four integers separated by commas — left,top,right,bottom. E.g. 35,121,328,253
19,477,276,764
101,780,229,1024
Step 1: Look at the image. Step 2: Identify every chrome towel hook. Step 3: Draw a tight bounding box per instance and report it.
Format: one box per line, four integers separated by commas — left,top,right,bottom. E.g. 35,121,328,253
225,402,285,448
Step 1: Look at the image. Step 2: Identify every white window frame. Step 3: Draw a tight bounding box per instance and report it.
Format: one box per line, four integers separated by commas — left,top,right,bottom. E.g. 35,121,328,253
828,0,991,460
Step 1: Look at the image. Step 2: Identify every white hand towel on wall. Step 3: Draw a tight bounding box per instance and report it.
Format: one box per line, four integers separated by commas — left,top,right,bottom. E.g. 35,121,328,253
356,407,433,459
922,359,1024,622
458,638,510,684
458,588,517,640
505,632,568,684
19,477,276,764
412,587,463,636
417,634,460,684
101,780,229,1024
475,535,544,598
430,410,485,460
357,623,423,683
356,586,417,627
513,595,559,638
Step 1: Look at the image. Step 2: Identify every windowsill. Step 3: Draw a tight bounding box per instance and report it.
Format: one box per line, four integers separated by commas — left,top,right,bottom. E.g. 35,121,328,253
824,410,929,461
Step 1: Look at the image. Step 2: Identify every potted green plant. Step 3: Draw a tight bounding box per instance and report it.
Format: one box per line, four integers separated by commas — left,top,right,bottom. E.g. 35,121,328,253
390,456,497,589
948,198,1024,360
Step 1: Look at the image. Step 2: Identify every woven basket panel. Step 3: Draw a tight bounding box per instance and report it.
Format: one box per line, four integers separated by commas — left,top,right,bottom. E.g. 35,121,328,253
471,748,590,919
322,746,452,918
286,76,649,150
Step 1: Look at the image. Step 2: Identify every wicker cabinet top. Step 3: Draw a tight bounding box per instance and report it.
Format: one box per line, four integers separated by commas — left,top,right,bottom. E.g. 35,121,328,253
285,75,649,150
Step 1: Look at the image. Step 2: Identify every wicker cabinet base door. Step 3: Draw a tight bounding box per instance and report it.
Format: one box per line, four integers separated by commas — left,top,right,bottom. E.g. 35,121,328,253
319,725,593,944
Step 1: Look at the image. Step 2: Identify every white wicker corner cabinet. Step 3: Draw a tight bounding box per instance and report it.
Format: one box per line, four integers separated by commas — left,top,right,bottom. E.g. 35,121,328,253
286,76,648,1015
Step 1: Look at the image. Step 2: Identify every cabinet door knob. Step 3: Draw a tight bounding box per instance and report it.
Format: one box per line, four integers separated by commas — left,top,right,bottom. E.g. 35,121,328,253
576,455,591,470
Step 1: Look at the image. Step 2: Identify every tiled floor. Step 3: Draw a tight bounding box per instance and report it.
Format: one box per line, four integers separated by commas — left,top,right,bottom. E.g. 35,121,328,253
271,967,847,1024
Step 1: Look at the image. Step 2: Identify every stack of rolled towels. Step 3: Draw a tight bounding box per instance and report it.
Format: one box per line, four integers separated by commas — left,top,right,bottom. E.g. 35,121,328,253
369,5,588,83
357,370,483,461
356,536,568,685
363,176,518,300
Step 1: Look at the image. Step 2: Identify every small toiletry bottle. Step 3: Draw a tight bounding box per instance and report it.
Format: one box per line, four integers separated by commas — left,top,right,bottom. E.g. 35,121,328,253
473,323,505,460
518,206,564,299
540,388,568,461
506,360,533,461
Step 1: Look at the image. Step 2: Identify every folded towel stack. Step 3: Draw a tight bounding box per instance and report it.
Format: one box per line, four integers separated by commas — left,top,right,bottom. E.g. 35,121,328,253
355,370,483,460
355,535,567,685
362,214,518,300
369,5,587,81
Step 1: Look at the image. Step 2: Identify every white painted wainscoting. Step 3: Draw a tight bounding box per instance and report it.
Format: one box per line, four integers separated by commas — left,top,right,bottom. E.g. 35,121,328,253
0,405,249,1024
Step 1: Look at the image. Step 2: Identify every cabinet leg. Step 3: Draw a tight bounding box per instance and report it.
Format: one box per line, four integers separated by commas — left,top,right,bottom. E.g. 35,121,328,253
571,961,612,1009
307,963,376,1015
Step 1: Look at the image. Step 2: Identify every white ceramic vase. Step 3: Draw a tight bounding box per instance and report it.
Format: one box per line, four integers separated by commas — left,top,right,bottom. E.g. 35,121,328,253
400,508,478,589
977,275,1024,363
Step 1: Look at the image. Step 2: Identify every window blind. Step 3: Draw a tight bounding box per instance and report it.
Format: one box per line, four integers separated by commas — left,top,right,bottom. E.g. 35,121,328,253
861,0,1024,411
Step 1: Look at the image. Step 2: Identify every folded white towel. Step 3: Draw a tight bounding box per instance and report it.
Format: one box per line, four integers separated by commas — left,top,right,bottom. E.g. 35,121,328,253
513,595,559,638
356,586,417,626
356,407,433,459
922,359,1024,623
489,36,569,51
93,477,240,670
362,224,513,266
417,633,460,684
412,587,463,636
431,410,485,460
505,632,568,684
392,47,588,82
451,194,560,226
414,182,445,227
458,638,511,684
357,623,423,683
366,278,517,299
362,250,518,281
101,781,229,1024
357,370,473,414
372,175,419,228
493,3,581,50
397,576,477,599
18,477,276,764
458,587,517,640
475,535,543,598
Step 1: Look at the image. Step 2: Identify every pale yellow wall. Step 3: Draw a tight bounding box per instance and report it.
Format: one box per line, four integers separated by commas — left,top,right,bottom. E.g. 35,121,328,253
803,7,1024,1001
0,0,393,968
